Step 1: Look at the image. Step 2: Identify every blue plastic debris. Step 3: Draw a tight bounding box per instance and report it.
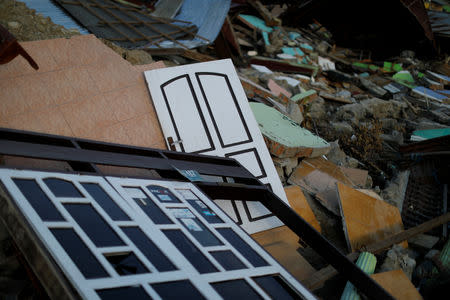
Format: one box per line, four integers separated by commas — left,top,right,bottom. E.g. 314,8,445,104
156,0,231,49
288,32,302,40
282,47,305,57
412,86,449,102
239,14,273,32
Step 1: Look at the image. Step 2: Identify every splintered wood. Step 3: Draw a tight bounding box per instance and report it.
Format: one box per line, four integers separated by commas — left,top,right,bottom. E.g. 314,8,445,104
284,185,321,232
337,182,407,252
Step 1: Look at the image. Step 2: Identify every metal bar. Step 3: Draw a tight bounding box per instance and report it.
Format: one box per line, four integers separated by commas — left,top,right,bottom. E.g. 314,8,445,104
444,184,448,238
106,27,193,43
0,140,257,179
150,15,210,42
196,182,396,300
91,0,155,43
74,0,135,42
106,0,189,49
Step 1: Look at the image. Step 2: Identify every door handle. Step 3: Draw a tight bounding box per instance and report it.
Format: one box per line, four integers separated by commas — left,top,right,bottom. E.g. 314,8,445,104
167,137,183,151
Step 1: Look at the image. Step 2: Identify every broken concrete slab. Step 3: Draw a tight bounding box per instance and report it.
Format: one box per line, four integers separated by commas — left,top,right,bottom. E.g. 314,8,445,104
381,170,410,212
284,185,321,232
408,234,439,249
250,102,330,158
379,245,416,279
272,157,298,177
371,270,423,300
337,183,407,252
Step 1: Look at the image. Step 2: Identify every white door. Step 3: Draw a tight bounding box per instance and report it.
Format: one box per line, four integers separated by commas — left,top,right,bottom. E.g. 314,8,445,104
144,59,287,234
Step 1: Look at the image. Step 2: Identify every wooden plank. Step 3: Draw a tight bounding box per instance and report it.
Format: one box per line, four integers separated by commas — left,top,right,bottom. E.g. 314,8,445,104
181,49,215,62
338,182,407,252
219,16,242,58
249,56,319,76
371,270,423,300
364,212,450,254
284,185,321,232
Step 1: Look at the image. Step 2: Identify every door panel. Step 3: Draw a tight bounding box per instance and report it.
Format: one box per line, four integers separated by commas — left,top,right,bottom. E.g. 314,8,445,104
144,59,288,234
196,73,252,148
161,75,214,153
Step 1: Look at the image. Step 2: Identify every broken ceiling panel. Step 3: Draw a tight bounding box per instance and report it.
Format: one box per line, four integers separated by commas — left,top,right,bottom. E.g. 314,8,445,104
0,168,314,299
54,0,198,49
337,182,407,252
144,59,286,234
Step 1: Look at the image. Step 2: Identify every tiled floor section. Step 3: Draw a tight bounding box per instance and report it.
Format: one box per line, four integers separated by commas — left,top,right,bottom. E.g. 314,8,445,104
0,35,166,150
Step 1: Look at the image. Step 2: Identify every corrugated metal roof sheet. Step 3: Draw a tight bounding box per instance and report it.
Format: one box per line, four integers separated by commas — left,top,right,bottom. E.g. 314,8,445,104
20,0,89,34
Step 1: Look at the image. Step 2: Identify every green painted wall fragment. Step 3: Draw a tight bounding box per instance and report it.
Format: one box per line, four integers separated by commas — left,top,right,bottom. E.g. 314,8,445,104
249,102,329,148
340,252,377,300
353,62,369,69
291,90,317,102
393,71,415,88
393,63,402,72
282,47,305,56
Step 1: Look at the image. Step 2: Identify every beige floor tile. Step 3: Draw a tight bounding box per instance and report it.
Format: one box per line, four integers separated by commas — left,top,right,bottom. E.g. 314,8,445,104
0,78,28,118
107,85,152,122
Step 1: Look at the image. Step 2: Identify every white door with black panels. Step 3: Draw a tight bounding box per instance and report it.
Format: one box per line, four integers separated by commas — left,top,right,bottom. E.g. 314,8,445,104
144,59,287,234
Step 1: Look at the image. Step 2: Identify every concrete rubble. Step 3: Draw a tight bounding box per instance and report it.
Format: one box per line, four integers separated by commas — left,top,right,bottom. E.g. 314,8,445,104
1,0,449,299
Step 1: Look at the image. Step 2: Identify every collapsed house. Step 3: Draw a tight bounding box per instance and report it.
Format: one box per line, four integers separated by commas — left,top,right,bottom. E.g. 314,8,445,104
0,0,449,299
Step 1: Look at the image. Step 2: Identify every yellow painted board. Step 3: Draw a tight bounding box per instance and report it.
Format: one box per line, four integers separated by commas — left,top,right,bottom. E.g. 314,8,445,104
337,182,407,252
